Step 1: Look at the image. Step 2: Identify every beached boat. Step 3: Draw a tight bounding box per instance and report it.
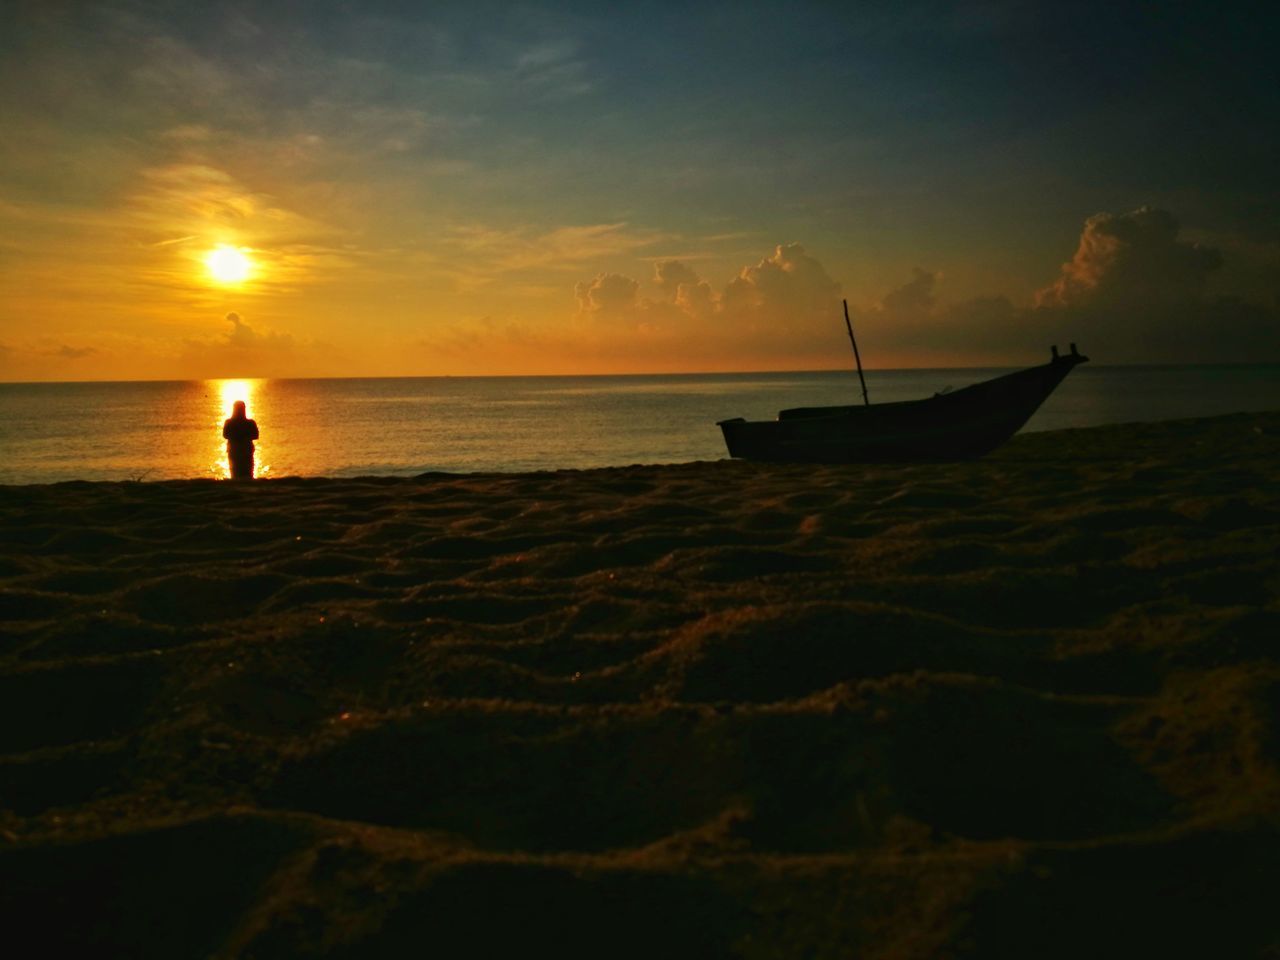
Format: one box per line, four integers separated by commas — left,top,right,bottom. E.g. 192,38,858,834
718,343,1089,462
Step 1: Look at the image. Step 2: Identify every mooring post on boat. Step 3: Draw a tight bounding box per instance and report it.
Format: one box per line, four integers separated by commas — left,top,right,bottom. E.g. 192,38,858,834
843,299,870,406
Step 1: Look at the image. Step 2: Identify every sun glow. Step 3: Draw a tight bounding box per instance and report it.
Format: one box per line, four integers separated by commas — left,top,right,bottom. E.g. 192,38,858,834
218,379,254,417
205,245,253,284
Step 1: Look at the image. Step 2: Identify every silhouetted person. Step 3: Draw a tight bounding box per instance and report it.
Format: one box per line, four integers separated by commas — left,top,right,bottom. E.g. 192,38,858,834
222,400,259,480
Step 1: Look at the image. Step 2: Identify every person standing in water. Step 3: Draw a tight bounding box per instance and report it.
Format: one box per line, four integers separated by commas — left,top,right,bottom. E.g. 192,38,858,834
222,400,259,480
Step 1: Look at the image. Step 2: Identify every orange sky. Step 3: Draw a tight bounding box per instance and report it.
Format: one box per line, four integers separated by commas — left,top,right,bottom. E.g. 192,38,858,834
2,3,1277,381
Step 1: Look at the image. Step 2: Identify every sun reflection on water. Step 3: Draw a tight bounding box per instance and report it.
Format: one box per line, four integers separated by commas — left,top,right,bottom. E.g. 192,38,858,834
209,378,270,479
219,379,254,417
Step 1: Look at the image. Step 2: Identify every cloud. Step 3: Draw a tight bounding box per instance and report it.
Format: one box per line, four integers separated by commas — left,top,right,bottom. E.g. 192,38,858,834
52,345,96,359
130,162,340,250
222,312,294,350
853,208,1280,365
101,160,362,302
851,268,1023,364
878,267,938,323
721,243,842,327
675,276,717,321
412,212,1274,373
572,273,694,336
653,259,701,297
447,222,672,283
557,244,847,366
172,311,307,377
573,244,843,334
654,259,716,320
574,273,640,319
0,339,85,380
1036,207,1224,310
512,40,594,97
432,214,1279,372
1031,207,1278,361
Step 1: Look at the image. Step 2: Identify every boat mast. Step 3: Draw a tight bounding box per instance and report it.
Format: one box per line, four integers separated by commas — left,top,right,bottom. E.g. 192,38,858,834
843,299,870,406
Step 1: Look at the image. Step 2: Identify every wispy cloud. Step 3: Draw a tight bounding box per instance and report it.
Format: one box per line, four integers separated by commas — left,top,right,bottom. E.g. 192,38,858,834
513,39,595,97
439,221,675,290
50,344,96,359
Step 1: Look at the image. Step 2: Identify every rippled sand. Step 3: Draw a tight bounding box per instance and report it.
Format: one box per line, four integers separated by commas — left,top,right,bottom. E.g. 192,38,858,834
1,412,1278,957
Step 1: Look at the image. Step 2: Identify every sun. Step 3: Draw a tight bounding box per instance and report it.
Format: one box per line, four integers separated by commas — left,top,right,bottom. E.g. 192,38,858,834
205,245,253,284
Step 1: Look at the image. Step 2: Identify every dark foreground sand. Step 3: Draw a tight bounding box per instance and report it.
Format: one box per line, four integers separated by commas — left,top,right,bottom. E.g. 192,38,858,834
1,412,1278,958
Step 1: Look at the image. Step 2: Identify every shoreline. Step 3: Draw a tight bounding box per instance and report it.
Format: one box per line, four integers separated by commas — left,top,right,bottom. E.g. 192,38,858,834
2,408,1277,490
2,410,1278,955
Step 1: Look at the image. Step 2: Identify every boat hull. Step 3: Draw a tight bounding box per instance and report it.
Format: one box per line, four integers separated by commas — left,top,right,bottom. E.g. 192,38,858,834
718,353,1087,463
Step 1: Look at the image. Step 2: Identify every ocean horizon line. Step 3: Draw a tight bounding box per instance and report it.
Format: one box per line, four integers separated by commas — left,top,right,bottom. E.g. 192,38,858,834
3,359,1277,388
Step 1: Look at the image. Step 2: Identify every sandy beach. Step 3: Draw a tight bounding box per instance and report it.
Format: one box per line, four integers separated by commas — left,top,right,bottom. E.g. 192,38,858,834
1,410,1277,957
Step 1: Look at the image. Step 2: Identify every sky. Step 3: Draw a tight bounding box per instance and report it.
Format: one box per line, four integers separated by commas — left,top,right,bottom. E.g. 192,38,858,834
1,0,1277,381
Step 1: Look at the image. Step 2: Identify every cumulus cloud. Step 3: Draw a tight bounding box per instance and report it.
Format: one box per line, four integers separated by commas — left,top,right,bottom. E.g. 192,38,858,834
1032,207,1277,360
877,268,939,323
174,311,302,377
675,276,717,320
721,243,841,326
653,259,701,298
556,244,850,370
855,208,1278,364
552,212,1277,369
572,244,842,338
852,268,1023,364
574,273,640,319
1036,207,1224,310
652,260,716,320
573,273,692,334
223,311,293,349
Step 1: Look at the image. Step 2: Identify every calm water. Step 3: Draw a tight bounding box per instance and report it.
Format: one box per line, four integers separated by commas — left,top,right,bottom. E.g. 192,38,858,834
1,365,1277,484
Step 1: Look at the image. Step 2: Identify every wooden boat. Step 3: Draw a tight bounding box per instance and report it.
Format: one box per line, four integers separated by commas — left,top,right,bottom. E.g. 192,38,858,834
718,343,1089,462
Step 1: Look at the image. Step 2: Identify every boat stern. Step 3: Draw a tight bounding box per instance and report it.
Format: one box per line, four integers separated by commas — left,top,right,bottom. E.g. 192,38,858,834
1051,342,1089,366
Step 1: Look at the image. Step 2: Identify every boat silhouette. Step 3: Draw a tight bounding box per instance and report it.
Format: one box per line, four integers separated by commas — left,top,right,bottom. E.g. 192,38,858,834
718,330,1089,463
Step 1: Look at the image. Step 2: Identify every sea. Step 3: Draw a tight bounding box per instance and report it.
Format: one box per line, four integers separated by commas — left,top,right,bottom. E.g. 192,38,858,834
1,365,1277,484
